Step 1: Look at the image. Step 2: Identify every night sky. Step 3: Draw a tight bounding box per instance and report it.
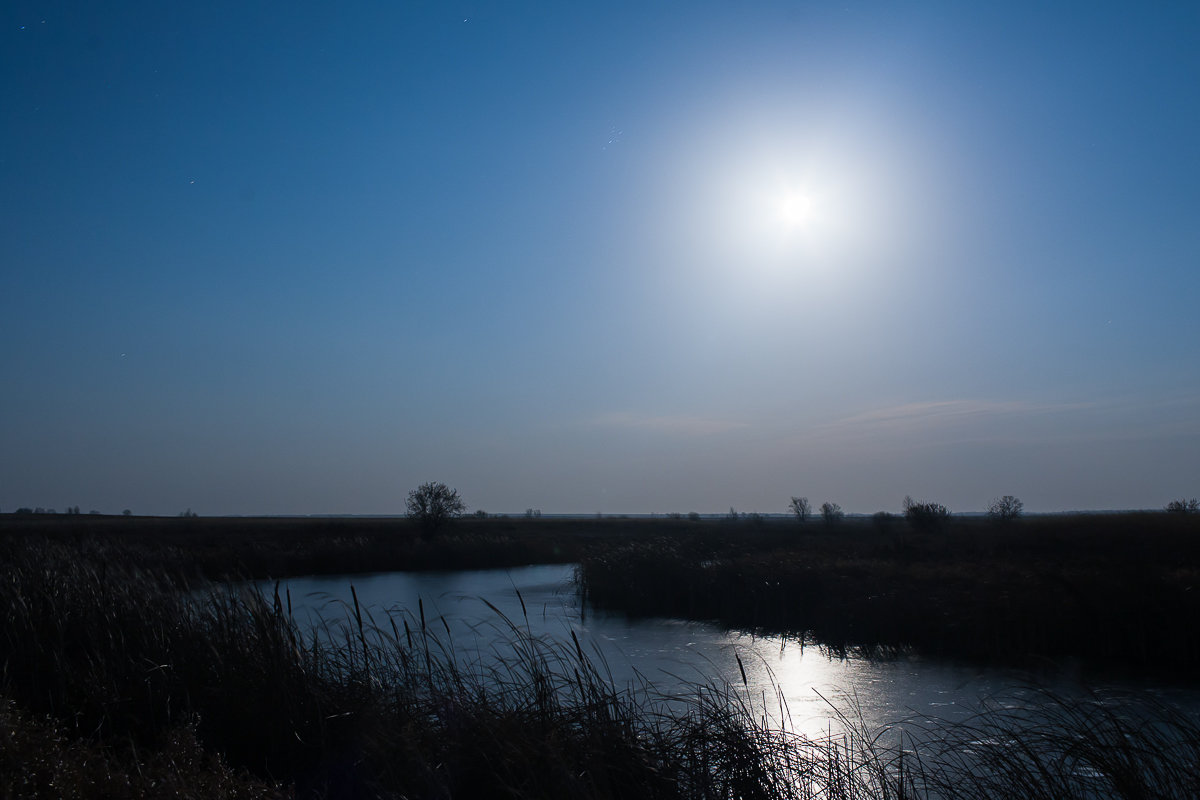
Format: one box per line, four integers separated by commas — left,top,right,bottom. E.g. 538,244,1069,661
3,2,1198,515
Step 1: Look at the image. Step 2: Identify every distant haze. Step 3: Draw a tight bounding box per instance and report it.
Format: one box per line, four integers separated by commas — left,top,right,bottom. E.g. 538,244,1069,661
3,3,1198,516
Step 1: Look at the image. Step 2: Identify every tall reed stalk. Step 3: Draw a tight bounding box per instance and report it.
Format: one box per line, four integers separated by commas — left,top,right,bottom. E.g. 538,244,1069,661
2,534,1197,799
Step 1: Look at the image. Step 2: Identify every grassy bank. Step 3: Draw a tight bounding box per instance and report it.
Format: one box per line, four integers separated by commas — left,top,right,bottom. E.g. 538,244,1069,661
3,533,1199,799
6,511,1200,678
576,512,1200,678
0,513,600,584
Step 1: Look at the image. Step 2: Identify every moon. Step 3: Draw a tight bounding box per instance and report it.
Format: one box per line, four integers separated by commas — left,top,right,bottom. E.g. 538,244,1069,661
777,191,815,230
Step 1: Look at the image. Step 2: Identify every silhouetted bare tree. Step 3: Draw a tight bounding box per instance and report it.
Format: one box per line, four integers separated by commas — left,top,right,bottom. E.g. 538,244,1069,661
789,496,812,523
988,495,1024,522
406,482,466,533
820,502,844,525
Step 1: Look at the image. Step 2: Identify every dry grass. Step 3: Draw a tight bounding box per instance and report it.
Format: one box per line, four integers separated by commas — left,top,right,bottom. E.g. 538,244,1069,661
2,531,1198,798
577,513,1200,677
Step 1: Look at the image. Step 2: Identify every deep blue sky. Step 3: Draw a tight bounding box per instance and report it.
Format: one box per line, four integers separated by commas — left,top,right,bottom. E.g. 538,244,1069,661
3,2,1198,515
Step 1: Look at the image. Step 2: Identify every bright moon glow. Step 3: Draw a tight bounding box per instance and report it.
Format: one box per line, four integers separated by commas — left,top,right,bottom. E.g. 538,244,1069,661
674,125,913,283
778,192,815,229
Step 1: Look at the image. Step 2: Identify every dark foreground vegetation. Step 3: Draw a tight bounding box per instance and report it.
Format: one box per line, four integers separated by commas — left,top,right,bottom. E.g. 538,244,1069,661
577,512,1200,679
4,509,1200,677
0,513,590,583
3,533,1200,799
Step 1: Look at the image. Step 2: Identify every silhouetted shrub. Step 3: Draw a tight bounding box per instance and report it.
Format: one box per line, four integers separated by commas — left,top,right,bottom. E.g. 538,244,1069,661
820,502,844,526
1166,498,1199,514
904,496,950,530
988,495,1024,522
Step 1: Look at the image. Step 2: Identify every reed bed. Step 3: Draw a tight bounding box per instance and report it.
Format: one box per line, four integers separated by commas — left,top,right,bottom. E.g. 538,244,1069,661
576,513,1200,676
0,513,592,585
2,534,1198,798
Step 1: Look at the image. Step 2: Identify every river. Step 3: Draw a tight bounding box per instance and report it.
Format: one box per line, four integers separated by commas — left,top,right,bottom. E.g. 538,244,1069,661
263,563,1197,741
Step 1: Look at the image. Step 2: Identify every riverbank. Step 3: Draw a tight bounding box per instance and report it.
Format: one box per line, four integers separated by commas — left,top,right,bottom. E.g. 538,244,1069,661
3,532,1199,799
4,511,1199,678
0,513,594,582
576,512,1200,679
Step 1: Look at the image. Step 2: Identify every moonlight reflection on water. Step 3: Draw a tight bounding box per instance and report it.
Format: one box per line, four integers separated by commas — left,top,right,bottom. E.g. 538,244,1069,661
264,563,1134,741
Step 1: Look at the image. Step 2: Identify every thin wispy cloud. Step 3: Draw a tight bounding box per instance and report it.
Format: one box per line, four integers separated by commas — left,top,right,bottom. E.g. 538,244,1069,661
791,395,1200,453
587,412,748,437
825,399,1094,434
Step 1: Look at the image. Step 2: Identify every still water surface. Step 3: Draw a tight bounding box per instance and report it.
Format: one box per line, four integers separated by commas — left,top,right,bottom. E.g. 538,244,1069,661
265,564,1193,739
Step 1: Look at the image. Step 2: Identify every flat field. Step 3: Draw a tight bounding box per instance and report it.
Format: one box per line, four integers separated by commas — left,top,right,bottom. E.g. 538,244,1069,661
3,511,1199,675
3,512,1200,798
